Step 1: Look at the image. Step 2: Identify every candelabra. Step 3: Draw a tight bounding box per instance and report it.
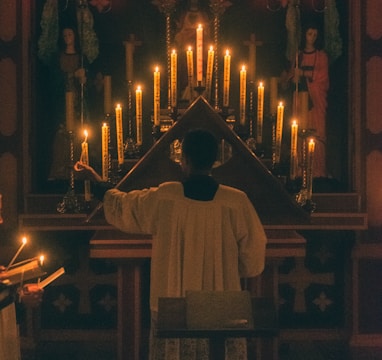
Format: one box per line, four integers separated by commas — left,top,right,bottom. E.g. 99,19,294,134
295,129,316,212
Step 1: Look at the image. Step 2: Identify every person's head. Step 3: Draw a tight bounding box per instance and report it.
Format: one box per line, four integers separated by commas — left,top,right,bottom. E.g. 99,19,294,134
59,26,80,52
181,129,218,175
301,22,323,50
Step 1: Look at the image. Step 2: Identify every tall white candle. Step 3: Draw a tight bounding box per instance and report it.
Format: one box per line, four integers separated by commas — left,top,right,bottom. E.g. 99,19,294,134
223,49,231,108
103,75,112,115
153,67,160,126
196,24,203,82
256,81,264,143
239,65,247,126
81,130,91,202
136,85,143,145
307,138,315,199
6,237,27,271
115,104,124,165
275,101,284,163
290,119,298,180
170,49,177,108
186,46,194,95
205,45,214,100
101,122,109,181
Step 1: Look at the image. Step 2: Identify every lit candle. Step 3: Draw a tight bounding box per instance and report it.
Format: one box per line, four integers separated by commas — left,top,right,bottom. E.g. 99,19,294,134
290,119,298,180
65,91,75,131
269,76,278,115
196,24,203,83
205,45,214,100
81,130,91,202
115,104,124,165
103,75,112,115
6,236,27,270
170,49,177,108
256,81,264,143
153,67,160,126
186,46,194,98
307,138,315,199
223,49,231,108
275,101,284,163
136,85,143,145
101,122,109,181
239,65,247,126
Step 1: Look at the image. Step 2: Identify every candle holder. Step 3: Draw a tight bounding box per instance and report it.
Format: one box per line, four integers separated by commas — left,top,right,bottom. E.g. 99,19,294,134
194,81,206,96
295,128,317,213
57,131,80,214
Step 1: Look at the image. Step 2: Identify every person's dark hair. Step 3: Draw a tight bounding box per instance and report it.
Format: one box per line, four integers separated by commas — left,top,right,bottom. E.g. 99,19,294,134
300,21,324,50
182,129,218,170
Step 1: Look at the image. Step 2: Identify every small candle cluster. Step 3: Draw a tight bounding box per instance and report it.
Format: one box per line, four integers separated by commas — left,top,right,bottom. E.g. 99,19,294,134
0,237,65,287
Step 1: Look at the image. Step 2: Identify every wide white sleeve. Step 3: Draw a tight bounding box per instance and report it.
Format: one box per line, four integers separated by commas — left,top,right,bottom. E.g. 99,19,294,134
237,194,267,278
103,187,160,234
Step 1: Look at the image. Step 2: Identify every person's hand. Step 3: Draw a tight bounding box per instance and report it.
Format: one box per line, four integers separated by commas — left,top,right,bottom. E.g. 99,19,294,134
74,161,103,183
19,284,44,308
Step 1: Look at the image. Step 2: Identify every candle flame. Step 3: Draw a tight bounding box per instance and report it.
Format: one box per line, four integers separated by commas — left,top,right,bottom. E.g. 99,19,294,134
172,49,176,54
39,255,44,266
103,122,107,127
209,45,214,51
188,46,192,51
22,236,27,245
241,65,246,71
116,103,121,109
137,85,142,91
279,101,283,106
198,24,202,30
225,49,230,56
259,81,263,87
155,66,159,72
292,119,297,126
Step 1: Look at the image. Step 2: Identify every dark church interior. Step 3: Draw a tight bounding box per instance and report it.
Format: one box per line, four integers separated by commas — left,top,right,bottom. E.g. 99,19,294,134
0,1,381,359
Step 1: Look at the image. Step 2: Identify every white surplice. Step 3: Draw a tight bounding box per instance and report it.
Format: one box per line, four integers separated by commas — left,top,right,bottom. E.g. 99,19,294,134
0,290,20,360
103,182,267,360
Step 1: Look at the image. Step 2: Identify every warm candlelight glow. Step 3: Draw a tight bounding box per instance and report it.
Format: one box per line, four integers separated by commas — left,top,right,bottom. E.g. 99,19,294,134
239,65,247,126
39,255,45,266
205,45,214,100
136,85,143,145
170,49,177,108
257,81,264,143
196,24,203,82
186,46,194,97
101,122,109,181
81,129,91,201
115,103,124,165
307,138,315,200
223,49,231,108
6,236,28,271
153,66,160,126
275,101,284,163
290,119,298,180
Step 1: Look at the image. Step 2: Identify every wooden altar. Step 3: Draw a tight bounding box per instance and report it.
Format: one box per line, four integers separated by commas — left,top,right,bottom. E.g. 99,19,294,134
86,97,366,359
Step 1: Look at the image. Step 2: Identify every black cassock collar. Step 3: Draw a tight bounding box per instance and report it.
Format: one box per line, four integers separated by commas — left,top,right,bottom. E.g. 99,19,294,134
182,174,219,201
